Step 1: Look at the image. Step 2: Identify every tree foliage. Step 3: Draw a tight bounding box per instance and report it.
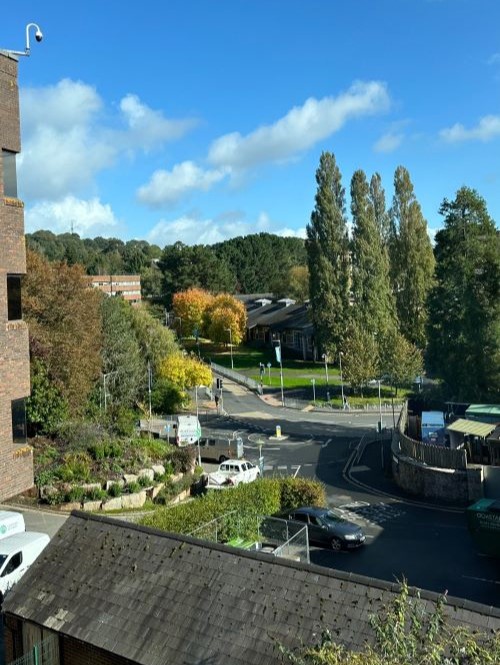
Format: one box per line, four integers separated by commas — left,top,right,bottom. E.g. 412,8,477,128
25,359,69,435
306,152,350,356
101,296,145,409
350,169,395,339
23,250,102,416
172,288,214,339
342,323,379,395
380,329,423,396
427,187,500,401
205,293,247,345
389,167,435,348
158,353,212,392
129,305,179,374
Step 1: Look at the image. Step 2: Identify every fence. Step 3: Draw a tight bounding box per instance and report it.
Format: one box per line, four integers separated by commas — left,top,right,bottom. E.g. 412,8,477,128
7,635,59,665
394,403,467,470
210,361,261,392
258,516,310,563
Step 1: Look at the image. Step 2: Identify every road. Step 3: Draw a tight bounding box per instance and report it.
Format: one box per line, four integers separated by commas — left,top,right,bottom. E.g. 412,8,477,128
201,380,500,607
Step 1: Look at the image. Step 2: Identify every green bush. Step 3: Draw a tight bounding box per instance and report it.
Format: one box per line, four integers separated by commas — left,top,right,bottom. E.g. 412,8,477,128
65,486,85,503
109,406,137,437
88,440,123,461
34,469,59,488
55,420,104,450
154,474,196,505
279,477,326,510
167,446,196,474
127,481,141,494
56,452,92,482
85,487,106,502
136,437,169,461
138,474,152,487
108,483,123,498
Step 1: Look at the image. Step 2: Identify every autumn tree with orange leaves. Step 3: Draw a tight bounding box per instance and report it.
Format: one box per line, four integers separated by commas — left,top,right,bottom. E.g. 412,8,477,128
172,288,214,339
205,294,247,345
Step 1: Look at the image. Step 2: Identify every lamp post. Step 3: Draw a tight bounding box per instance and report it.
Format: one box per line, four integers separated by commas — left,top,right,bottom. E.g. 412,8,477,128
147,361,152,437
322,353,329,387
225,327,234,369
377,379,383,431
195,386,202,467
339,352,345,408
311,378,316,403
176,317,182,341
276,339,284,407
102,371,117,413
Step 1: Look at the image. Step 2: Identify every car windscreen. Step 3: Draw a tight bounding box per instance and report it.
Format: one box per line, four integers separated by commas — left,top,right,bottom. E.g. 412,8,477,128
321,510,347,524
0,554,7,569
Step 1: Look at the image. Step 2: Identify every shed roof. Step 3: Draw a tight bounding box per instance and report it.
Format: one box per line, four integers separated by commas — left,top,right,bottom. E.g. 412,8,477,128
446,418,496,438
4,512,500,665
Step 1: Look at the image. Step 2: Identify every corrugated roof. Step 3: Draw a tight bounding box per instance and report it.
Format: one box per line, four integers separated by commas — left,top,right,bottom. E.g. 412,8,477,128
446,418,495,437
4,512,500,665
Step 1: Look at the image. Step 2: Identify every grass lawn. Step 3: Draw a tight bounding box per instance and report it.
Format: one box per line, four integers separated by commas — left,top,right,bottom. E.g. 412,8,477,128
185,339,410,404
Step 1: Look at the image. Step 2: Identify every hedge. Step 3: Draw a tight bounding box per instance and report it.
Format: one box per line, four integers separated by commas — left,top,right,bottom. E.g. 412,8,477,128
140,477,326,543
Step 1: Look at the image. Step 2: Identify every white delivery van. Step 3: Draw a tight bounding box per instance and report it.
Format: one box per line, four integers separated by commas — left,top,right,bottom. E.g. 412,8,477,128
0,531,50,601
139,414,201,446
0,511,25,540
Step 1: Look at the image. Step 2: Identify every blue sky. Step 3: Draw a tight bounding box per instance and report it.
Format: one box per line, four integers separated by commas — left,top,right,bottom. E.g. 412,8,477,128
3,0,500,246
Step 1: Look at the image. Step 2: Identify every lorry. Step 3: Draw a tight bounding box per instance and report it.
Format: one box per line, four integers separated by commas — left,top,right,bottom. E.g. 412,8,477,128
0,511,50,603
466,498,500,557
205,459,260,490
139,414,201,446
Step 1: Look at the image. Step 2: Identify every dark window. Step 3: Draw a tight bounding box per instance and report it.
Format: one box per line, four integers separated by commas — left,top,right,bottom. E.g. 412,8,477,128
292,513,308,524
7,275,22,321
2,552,22,577
2,150,18,198
11,399,27,444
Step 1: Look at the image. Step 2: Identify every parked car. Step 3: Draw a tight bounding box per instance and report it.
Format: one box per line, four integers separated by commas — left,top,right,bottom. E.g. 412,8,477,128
206,459,260,489
262,506,365,551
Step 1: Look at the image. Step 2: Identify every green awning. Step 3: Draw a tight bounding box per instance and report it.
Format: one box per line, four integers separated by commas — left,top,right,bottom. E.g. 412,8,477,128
446,418,495,438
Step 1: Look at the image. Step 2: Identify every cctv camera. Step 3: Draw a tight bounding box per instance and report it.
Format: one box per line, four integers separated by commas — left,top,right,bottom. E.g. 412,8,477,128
35,30,43,42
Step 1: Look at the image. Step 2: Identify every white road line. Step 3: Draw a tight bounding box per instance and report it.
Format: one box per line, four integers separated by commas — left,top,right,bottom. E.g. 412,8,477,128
277,465,288,471
462,575,500,585
322,438,331,448
292,465,301,477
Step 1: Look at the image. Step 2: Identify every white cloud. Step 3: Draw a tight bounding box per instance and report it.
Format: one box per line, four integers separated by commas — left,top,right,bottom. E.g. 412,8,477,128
208,81,390,170
275,226,307,239
137,161,229,207
374,131,404,153
25,196,120,236
440,115,500,143
119,94,198,151
18,79,196,201
146,210,290,246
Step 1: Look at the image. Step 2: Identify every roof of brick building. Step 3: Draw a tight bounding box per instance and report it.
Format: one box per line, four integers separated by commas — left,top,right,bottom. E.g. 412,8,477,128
4,511,500,665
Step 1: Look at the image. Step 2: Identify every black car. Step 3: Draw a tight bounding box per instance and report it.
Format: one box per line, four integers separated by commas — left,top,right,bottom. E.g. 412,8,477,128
262,506,365,551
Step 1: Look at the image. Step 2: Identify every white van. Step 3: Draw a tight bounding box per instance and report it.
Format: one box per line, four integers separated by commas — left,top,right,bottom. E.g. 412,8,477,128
0,532,50,600
0,511,25,540
139,414,201,447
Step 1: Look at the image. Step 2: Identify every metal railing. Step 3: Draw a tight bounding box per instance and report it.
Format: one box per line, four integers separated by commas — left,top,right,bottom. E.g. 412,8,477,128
7,635,59,665
210,361,261,392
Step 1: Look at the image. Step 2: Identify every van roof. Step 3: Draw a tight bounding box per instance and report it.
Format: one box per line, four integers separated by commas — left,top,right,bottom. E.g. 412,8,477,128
0,532,50,555
0,511,23,522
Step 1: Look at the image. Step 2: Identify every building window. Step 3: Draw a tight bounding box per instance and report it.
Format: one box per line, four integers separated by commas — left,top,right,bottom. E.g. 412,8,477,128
11,399,27,444
7,275,22,320
2,150,18,198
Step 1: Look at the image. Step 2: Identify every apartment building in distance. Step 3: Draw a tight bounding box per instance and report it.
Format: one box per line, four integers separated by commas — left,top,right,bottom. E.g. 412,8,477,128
0,50,34,500
87,274,142,306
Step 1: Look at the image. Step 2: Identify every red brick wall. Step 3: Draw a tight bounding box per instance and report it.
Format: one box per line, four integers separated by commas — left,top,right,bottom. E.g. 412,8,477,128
0,52,33,501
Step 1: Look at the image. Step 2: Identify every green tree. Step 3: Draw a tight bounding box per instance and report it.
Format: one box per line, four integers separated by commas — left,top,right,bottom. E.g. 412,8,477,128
23,250,102,416
427,187,500,401
350,170,395,339
389,166,435,348
369,172,391,248
306,152,350,356
380,329,423,396
26,359,69,435
101,296,145,409
342,323,379,396
129,305,179,375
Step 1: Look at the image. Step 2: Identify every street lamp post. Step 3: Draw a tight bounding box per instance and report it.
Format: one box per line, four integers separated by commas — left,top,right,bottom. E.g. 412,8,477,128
225,327,234,369
103,371,117,413
311,378,316,403
276,339,284,407
176,317,183,341
339,352,345,408
147,361,152,437
195,386,202,467
322,353,329,387
377,379,383,431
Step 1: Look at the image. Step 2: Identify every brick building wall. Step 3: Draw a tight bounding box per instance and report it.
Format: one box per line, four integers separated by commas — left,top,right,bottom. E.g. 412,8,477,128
0,51,34,501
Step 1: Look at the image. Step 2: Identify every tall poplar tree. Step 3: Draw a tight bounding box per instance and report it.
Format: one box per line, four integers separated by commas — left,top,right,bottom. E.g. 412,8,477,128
350,170,395,340
427,187,500,401
306,152,350,356
389,166,435,348
369,172,391,248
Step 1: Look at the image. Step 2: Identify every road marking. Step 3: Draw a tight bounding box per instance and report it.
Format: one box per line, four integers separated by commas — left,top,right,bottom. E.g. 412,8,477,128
322,438,331,448
277,465,288,471
292,465,301,477
462,575,500,585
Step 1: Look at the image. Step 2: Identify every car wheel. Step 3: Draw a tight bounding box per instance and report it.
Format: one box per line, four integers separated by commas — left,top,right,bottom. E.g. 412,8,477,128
219,455,228,463
331,537,342,552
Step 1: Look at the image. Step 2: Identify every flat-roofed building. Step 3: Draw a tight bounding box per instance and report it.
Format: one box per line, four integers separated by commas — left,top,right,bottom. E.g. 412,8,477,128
87,274,142,305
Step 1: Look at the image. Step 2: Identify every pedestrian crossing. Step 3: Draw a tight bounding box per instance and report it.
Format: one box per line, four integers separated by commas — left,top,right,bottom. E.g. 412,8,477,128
336,501,406,528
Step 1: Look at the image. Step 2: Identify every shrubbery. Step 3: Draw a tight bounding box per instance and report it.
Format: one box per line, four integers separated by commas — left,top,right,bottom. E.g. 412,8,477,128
141,477,325,542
